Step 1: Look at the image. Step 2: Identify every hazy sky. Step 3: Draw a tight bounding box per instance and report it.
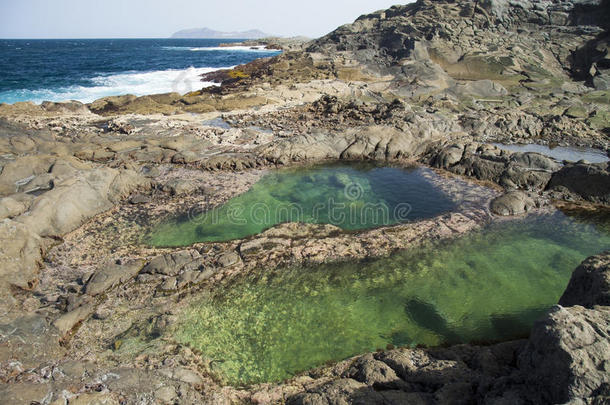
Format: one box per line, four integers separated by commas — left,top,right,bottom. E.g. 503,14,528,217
0,0,407,39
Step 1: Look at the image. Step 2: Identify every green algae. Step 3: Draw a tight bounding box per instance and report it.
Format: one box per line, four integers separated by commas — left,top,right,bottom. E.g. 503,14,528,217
174,213,610,385
147,164,457,246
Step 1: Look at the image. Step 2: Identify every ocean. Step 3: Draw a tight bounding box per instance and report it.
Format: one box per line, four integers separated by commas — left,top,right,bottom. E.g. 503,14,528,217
0,38,281,105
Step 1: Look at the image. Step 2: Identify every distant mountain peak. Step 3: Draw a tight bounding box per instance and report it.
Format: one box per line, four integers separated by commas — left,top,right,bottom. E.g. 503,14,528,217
170,28,271,39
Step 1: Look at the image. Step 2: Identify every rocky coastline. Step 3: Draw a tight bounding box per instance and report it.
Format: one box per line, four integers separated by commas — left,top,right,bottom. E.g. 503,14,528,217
1,0,609,403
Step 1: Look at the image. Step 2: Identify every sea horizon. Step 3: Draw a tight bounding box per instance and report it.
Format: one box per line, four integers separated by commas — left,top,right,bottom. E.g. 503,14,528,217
0,38,280,105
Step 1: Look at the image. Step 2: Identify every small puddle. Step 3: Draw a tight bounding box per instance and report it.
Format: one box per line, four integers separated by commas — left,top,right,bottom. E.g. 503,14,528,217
246,126,274,135
147,163,459,246
492,143,609,163
174,212,610,385
202,117,232,129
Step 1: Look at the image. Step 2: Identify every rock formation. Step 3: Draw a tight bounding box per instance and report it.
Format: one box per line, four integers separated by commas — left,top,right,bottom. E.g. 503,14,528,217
0,0,609,403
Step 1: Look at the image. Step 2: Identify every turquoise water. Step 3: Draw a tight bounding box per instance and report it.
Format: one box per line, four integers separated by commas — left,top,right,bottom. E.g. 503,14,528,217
148,164,457,246
174,213,610,385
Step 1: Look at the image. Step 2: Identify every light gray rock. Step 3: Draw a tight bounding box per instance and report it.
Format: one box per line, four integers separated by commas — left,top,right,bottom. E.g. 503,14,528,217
86,259,145,296
490,191,536,216
158,367,204,385
0,219,42,289
0,315,63,368
17,168,147,238
455,80,508,98
0,195,30,220
162,179,199,196
53,303,96,335
141,250,201,276
217,251,241,267
155,385,178,403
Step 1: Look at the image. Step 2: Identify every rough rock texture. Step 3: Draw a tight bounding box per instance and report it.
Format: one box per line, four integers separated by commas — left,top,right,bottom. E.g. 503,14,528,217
0,0,609,403
490,190,537,216
559,251,610,308
0,165,147,304
309,0,609,88
547,162,610,203
430,142,560,190
519,305,610,404
85,259,146,296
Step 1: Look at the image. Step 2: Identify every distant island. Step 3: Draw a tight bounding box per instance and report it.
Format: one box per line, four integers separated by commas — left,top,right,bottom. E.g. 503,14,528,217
171,27,271,39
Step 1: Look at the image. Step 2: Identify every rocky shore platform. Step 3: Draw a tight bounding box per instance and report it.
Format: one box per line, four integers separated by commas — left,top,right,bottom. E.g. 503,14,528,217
1,0,609,403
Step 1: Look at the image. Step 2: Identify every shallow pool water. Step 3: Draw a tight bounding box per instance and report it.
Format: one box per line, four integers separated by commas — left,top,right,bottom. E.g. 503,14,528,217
174,213,610,385
202,117,232,129
148,163,457,246
492,142,609,163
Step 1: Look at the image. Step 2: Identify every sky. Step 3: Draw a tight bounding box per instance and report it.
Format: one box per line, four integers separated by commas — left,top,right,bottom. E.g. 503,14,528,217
0,0,407,39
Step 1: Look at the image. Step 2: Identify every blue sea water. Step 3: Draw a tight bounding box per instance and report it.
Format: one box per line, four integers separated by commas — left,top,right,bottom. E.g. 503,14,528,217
0,39,281,104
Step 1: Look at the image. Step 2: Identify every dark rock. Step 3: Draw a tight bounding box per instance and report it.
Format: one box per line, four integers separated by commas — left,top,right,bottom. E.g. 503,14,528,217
518,305,610,404
286,379,369,405
546,162,610,203
559,251,610,308
343,354,399,385
432,143,555,191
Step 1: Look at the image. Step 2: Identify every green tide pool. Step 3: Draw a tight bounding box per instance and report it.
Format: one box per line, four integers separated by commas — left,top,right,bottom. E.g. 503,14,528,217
147,163,457,246
174,213,610,385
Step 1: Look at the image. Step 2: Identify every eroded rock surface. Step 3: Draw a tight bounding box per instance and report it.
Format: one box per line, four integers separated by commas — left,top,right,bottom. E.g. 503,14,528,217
559,251,610,308
0,0,609,403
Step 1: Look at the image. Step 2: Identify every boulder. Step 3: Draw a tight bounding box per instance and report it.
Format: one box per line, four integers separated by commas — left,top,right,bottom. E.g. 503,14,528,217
559,251,610,308
518,305,610,404
432,144,555,190
434,144,464,168
262,124,445,164
489,191,536,216
546,162,610,203
344,353,399,385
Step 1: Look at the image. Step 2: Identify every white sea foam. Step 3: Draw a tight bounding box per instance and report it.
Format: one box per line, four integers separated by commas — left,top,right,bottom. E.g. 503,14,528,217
0,66,227,105
162,45,279,52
